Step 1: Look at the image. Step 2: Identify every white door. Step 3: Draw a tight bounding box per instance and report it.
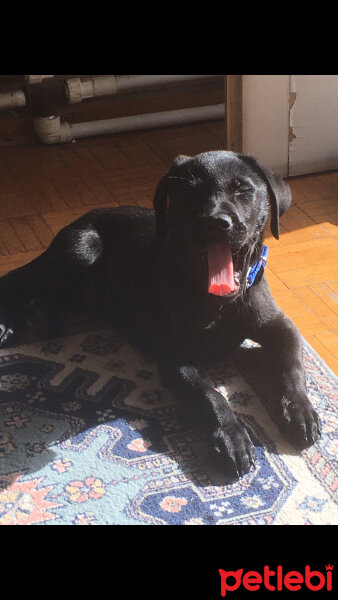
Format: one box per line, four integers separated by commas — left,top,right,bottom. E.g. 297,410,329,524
242,75,338,177
288,75,338,176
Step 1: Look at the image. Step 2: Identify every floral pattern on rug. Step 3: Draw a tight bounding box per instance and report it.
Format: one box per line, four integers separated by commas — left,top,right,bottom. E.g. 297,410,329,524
0,329,337,525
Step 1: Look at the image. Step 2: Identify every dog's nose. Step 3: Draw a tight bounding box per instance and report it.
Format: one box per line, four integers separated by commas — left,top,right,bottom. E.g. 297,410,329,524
217,215,233,230
205,215,233,231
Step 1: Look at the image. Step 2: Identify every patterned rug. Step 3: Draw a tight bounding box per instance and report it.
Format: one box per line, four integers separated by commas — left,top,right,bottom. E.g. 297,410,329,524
0,326,337,525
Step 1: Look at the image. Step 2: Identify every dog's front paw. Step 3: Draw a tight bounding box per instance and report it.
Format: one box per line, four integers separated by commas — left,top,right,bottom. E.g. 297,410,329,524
280,395,321,449
211,419,256,480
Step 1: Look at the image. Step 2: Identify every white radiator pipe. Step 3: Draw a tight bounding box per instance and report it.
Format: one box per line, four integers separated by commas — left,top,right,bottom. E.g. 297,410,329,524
33,115,71,145
114,74,219,92
25,75,54,84
66,75,117,103
0,90,26,109
69,104,224,138
34,104,225,144
0,75,221,110
65,74,219,103
0,77,54,110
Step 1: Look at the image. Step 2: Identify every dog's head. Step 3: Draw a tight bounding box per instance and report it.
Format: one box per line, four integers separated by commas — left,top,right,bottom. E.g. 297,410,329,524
154,150,291,298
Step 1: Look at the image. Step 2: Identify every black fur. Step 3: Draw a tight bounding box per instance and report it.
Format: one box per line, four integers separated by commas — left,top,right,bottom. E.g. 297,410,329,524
0,150,321,480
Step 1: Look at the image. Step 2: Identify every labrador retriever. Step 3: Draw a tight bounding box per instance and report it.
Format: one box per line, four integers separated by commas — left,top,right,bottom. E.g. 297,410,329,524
0,151,321,480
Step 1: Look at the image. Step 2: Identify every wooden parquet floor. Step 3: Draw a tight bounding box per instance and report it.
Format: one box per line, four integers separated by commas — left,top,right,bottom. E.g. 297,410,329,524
0,121,337,374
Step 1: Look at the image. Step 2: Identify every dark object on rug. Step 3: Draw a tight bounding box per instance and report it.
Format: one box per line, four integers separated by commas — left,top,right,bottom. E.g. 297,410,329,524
0,151,321,480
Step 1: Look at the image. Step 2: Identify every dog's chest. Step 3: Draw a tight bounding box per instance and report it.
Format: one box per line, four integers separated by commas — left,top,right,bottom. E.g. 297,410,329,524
201,297,239,333
187,300,243,363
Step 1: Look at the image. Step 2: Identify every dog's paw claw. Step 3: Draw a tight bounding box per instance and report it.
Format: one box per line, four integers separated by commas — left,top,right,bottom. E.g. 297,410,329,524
280,396,321,449
211,421,256,480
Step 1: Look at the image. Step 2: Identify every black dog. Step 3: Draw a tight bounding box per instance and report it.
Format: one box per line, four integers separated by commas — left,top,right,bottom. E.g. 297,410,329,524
0,150,321,480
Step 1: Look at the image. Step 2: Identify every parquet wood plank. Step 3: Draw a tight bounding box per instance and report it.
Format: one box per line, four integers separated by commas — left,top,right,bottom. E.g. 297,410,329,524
0,219,25,254
89,143,132,170
303,174,338,199
268,290,331,335
308,282,338,317
66,176,98,207
268,239,338,289
113,139,167,168
293,286,338,330
10,217,43,252
272,290,311,313
326,280,338,295
268,237,337,267
314,330,338,356
26,215,54,249
295,196,338,214
50,177,86,209
277,223,329,245
18,181,53,213
76,173,115,205
289,177,326,203
274,265,337,290
265,268,289,292
0,222,9,255
73,144,109,173
302,202,338,219
147,131,223,164
305,335,338,374
0,191,36,219
318,221,338,238
280,204,315,230
291,318,331,338
35,180,69,211
10,147,88,183
96,164,166,185
0,171,23,194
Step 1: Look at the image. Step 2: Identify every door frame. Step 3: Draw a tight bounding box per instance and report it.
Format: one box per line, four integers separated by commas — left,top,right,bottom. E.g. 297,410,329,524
226,75,243,153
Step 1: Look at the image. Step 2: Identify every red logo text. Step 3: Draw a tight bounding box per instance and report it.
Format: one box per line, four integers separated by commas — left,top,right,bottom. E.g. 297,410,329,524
219,564,333,595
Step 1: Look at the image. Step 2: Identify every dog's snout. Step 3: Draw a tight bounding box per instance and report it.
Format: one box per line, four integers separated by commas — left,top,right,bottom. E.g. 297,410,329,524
203,215,233,232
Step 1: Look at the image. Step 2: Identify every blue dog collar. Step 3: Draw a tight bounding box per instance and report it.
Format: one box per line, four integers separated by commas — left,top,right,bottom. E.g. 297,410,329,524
246,244,268,288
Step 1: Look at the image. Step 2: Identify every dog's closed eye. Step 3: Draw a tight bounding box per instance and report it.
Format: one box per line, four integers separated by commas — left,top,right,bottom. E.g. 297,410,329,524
230,178,254,195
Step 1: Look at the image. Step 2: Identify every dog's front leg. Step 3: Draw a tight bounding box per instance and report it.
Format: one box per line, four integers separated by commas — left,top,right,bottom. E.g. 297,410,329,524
252,311,321,449
158,356,256,479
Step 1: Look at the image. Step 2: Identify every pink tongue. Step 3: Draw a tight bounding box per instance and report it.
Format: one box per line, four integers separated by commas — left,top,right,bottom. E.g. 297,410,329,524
208,243,237,296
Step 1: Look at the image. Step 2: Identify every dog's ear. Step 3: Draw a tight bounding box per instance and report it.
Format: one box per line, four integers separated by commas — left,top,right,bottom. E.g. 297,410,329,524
153,155,191,239
240,154,292,240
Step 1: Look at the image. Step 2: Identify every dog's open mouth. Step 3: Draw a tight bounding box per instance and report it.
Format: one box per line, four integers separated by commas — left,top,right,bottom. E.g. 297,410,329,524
207,243,240,296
